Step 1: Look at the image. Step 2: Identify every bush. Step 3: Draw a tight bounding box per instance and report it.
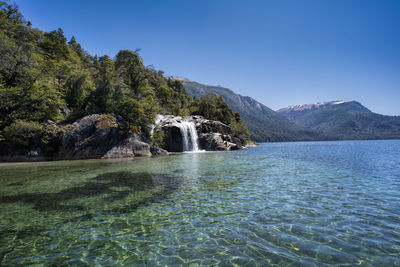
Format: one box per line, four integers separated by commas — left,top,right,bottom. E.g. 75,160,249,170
150,129,165,149
3,120,43,147
197,93,234,125
230,120,250,142
230,112,250,142
40,123,64,155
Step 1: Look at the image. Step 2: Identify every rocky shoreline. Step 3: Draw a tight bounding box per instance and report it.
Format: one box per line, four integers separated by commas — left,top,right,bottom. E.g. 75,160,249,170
0,114,246,162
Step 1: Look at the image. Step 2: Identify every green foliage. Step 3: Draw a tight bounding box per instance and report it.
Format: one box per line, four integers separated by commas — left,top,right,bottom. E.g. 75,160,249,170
0,3,249,145
3,120,43,147
65,73,94,108
0,83,64,127
198,93,234,125
40,123,64,155
196,94,249,141
39,28,69,60
115,49,145,98
167,78,185,93
87,55,117,113
68,36,92,63
231,118,250,141
2,119,64,155
117,98,144,125
117,97,158,137
150,129,165,149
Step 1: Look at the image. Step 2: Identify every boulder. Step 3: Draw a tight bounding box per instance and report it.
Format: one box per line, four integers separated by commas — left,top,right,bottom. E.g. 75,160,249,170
103,136,152,158
198,133,240,151
58,114,152,160
150,146,169,156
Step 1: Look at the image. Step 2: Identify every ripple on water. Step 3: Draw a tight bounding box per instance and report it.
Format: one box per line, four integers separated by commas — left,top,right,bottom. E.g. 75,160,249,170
0,140,400,265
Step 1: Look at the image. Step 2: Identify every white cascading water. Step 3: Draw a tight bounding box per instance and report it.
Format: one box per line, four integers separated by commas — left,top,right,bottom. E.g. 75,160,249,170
153,115,200,152
178,121,199,152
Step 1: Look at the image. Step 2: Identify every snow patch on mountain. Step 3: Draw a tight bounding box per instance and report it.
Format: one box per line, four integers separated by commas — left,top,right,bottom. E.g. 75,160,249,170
170,76,195,83
277,100,353,113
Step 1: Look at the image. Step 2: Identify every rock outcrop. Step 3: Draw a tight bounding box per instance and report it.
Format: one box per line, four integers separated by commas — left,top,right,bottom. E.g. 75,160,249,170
0,113,244,162
0,114,166,162
59,114,154,160
58,114,158,159
153,115,245,152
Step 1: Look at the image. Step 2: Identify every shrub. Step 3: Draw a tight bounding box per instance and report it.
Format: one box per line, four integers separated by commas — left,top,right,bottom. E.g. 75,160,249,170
98,114,117,129
230,120,250,142
3,120,43,147
150,129,165,149
40,123,64,155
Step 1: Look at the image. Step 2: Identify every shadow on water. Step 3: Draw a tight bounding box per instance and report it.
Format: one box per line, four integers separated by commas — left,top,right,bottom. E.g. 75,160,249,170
0,171,181,241
1,171,179,211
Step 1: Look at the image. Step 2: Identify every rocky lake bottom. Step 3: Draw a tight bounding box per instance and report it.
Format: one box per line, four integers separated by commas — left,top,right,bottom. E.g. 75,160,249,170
0,140,399,265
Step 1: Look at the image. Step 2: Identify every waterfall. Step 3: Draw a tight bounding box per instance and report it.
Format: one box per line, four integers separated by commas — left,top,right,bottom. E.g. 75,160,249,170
178,121,199,152
152,115,200,152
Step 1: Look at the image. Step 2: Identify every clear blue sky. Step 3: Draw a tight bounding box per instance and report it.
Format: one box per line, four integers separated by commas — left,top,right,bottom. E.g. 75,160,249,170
16,0,400,115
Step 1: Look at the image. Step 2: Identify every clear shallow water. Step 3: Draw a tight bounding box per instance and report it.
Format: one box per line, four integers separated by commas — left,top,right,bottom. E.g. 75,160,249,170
0,140,399,266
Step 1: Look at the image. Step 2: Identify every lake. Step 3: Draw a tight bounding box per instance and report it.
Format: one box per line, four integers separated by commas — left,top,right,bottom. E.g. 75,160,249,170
0,140,399,265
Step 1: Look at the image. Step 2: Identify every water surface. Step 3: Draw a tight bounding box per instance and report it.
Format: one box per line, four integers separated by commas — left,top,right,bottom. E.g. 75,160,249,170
0,140,399,265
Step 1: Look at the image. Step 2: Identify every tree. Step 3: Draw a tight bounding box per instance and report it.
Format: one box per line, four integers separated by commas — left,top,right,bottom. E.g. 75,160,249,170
115,49,146,98
68,36,91,63
0,3,250,145
198,93,234,125
39,28,69,60
167,79,185,93
87,55,118,113
0,3,40,89
65,73,94,109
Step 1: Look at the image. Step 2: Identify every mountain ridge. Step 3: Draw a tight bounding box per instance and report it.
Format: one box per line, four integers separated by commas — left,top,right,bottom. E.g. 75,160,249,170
174,78,322,142
277,100,400,140
277,100,371,113
176,77,400,142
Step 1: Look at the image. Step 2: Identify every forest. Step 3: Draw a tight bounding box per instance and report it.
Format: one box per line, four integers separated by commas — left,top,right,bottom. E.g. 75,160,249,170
0,2,249,151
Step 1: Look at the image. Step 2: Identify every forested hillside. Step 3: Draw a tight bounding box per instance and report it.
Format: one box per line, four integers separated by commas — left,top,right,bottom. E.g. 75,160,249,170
179,78,321,142
0,2,248,151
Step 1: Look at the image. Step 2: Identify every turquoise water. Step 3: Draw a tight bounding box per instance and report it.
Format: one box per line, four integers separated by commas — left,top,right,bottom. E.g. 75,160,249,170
0,140,399,266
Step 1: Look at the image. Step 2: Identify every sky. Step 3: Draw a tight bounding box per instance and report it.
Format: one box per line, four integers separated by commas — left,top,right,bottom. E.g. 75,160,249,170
15,0,400,115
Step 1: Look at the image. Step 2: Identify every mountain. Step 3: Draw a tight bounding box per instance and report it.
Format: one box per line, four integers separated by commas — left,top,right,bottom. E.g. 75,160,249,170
173,77,321,142
277,100,400,140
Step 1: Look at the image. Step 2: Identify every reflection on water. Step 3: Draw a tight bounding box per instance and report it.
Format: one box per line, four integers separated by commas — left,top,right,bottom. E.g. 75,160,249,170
0,140,400,265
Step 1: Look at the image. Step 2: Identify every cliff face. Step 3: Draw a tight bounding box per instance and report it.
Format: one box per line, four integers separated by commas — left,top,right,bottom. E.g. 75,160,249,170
0,114,244,162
